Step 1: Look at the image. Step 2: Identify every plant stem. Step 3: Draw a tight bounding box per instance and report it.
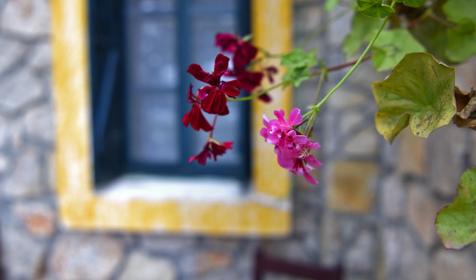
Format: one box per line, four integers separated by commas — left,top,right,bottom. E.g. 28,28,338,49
304,69,327,136
310,55,372,77
310,14,391,113
208,115,218,138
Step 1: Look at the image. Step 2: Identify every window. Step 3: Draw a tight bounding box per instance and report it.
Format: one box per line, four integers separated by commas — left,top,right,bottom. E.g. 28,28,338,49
52,0,291,235
89,0,251,185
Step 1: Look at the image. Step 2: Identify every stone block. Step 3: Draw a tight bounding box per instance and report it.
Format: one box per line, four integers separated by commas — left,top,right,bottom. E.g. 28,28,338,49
380,175,406,219
327,161,378,213
344,229,375,273
0,36,26,74
180,249,234,277
28,41,51,70
407,185,438,247
428,126,467,197
141,235,196,255
24,102,55,144
1,0,50,38
431,249,476,280
13,200,55,238
0,69,42,114
344,127,379,157
119,251,176,280
1,210,46,279
1,147,43,198
382,227,430,280
397,129,427,176
49,234,124,280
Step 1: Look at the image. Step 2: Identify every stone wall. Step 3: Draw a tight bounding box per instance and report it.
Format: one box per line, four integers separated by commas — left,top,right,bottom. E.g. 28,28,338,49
1,0,476,279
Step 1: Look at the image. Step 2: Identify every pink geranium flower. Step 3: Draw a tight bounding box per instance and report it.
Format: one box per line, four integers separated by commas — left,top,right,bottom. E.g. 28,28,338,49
261,108,321,185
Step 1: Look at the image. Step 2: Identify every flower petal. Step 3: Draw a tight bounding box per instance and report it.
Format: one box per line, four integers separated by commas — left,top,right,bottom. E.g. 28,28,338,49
288,108,303,126
213,53,230,77
201,88,229,115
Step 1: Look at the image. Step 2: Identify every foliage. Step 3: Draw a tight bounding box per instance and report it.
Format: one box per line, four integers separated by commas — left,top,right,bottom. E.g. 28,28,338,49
372,29,425,71
436,169,476,249
182,0,476,249
372,52,455,142
281,49,318,87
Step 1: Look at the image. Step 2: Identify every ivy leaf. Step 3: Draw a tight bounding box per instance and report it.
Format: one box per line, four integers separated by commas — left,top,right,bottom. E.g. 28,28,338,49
436,168,476,249
372,29,426,71
409,13,453,63
325,0,342,11
443,0,476,23
343,12,382,57
446,20,476,63
281,49,317,87
357,0,394,18
397,0,426,8
372,52,455,142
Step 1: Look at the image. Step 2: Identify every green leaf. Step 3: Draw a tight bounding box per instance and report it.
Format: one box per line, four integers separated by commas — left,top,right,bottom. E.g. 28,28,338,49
343,13,382,57
281,49,317,87
372,52,456,142
397,0,426,7
436,168,476,249
409,13,454,63
443,0,476,23
357,0,394,18
372,29,426,71
325,0,342,11
446,20,476,62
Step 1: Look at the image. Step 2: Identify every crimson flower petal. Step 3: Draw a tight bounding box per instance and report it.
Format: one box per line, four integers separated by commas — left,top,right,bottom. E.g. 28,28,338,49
201,88,229,115
189,140,234,165
182,104,213,132
258,93,272,103
221,81,241,98
213,54,230,77
215,33,240,52
237,71,263,92
233,42,258,71
187,64,219,86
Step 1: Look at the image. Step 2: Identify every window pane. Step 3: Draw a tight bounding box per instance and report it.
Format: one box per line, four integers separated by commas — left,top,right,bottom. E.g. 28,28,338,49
129,16,177,89
131,0,175,13
129,92,179,163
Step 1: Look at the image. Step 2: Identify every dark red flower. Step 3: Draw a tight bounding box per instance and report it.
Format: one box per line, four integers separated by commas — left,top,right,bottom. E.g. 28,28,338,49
215,33,240,52
258,93,272,103
187,53,229,86
236,71,264,92
182,85,213,132
189,140,234,165
187,54,241,115
233,41,258,72
182,104,213,131
199,80,241,115
264,66,278,84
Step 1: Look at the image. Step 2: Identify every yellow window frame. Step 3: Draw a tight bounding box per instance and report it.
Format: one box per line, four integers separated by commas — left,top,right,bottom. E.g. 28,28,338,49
52,0,293,235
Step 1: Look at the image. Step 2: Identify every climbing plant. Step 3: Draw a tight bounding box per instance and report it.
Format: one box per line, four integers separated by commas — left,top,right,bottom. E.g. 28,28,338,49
181,0,476,249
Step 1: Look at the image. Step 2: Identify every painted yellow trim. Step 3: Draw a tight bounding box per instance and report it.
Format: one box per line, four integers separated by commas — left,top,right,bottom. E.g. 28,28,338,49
52,0,292,235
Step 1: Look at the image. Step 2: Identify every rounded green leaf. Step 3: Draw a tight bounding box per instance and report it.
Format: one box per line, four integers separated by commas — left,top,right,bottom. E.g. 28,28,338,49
436,168,476,249
372,52,456,142
372,29,426,71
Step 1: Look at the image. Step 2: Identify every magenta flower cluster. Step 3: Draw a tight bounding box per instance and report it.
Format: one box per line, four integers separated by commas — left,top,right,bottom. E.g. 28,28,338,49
260,108,321,185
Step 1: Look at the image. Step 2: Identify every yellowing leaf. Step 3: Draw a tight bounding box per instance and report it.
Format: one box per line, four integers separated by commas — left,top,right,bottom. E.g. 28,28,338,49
372,53,456,142
436,168,476,249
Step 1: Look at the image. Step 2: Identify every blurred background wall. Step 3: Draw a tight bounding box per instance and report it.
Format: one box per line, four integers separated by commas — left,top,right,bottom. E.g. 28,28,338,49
1,0,476,279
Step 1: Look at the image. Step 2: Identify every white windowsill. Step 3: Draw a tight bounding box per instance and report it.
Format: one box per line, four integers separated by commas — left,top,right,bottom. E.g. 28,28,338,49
98,174,245,203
